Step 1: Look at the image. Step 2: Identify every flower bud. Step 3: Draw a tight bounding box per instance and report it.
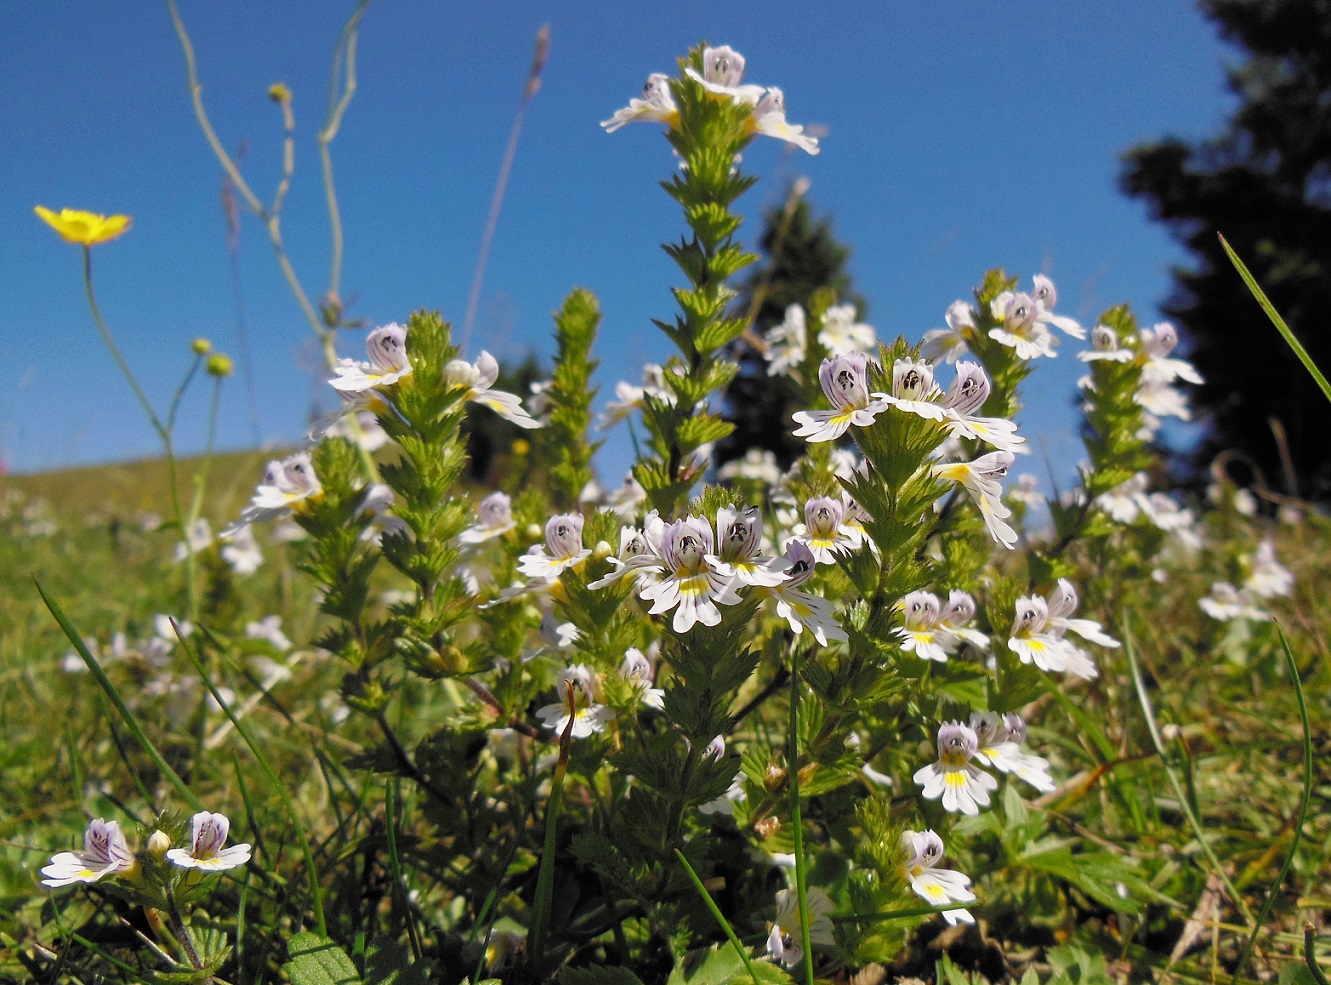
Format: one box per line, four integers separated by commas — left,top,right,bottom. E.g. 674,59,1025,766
206,354,235,378
147,830,171,860
268,82,292,104
191,337,213,355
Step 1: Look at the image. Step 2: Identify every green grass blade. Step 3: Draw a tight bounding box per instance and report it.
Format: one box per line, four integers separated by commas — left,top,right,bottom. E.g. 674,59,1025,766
1230,624,1315,984
34,579,203,812
528,704,575,976
1218,233,1331,404
675,849,761,985
176,621,327,936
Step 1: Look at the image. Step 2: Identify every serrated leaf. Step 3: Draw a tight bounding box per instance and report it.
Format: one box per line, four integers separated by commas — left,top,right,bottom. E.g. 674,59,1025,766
284,932,363,985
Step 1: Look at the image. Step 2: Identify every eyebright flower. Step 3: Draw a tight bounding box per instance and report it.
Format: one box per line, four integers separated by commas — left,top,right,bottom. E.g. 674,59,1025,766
795,496,865,563
1245,539,1293,599
444,351,542,429
686,45,766,105
226,452,322,533
764,304,807,376
1078,324,1134,363
1008,580,1117,680
940,363,1025,452
516,513,591,582
601,73,680,132
764,540,848,645
932,451,1019,549
935,592,987,653
174,517,214,563
166,811,252,872
750,87,820,155
41,818,134,887
988,292,1058,360
1139,322,1202,387
921,300,977,364
712,505,788,587
458,491,516,546
817,304,875,356
1030,274,1086,339
1199,582,1270,622
793,353,888,443
913,721,997,815
34,206,132,246
896,591,948,662
766,887,836,969
331,323,413,394
620,647,665,710
637,515,741,633
900,829,976,925
536,664,614,738
881,358,946,421
969,711,1054,793
221,524,264,576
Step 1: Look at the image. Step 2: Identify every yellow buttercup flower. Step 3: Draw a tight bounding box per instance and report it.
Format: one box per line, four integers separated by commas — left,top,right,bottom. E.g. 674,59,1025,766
34,206,132,246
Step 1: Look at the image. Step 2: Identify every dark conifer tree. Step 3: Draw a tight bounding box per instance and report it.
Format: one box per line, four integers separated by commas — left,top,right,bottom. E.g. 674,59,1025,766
1120,0,1331,497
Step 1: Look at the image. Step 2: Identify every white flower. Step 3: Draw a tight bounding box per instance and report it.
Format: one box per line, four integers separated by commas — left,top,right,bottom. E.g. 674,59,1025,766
896,591,948,662
605,473,648,521
166,811,251,872
1200,582,1270,622
516,513,591,582
751,87,819,154
712,504,788,588
459,491,516,546
765,304,807,376
988,292,1058,359
921,301,976,363
221,524,264,576
766,887,836,968
602,73,679,132
1030,275,1086,340
765,540,848,645
1007,580,1116,681
935,590,990,652
536,664,614,738
620,647,665,710
913,721,997,815
793,352,888,443
41,818,134,887
638,516,741,633
1139,322,1202,387
1078,324,1134,363
325,408,390,452
718,448,783,486
881,358,946,421
1245,539,1293,599
817,304,875,356
245,615,291,652
173,517,214,564
940,362,1025,452
970,711,1054,793
330,322,413,394
932,451,1019,548
794,496,865,564
686,45,766,105
901,829,976,925
444,351,542,429
227,452,322,533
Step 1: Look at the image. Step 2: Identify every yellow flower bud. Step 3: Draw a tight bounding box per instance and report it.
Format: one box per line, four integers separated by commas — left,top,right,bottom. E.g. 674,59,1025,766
206,354,235,378
268,82,292,104
191,337,213,355
512,438,531,456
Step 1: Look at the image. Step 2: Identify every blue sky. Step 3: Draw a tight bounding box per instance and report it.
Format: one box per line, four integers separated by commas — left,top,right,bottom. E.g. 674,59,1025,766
1,2,1235,488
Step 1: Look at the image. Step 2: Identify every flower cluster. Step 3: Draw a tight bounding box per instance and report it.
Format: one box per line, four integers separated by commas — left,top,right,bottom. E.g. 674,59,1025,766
41,811,249,888
603,44,820,155
1008,579,1120,680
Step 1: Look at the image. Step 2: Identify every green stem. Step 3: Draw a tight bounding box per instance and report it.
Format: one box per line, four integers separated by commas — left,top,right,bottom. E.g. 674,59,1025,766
81,247,166,439
676,850,761,985
789,655,814,985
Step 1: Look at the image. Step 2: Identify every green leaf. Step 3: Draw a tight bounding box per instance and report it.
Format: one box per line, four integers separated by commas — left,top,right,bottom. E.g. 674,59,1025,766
560,966,649,985
365,937,432,985
285,933,363,985
667,944,794,985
